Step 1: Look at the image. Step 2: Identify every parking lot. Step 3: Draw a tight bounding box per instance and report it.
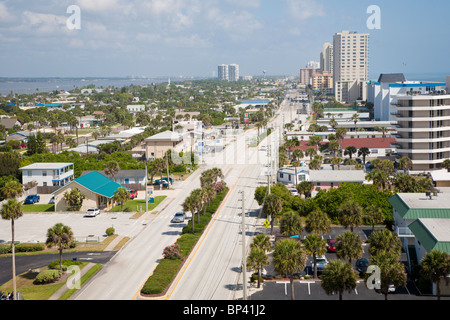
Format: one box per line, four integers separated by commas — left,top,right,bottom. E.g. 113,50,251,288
245,226,449,300
0,211,148,244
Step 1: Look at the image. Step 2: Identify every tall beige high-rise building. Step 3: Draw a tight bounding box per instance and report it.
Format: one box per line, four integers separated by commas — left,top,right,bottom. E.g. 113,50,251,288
333,31,369,103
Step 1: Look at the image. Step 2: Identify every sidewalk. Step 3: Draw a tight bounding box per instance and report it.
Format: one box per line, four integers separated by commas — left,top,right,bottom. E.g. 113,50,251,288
48,263,96,300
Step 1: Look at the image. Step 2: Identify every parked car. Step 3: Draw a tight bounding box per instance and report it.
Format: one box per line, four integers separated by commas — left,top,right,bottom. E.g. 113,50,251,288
154,177,173,186
171,212,186,223
289,188,299,197
129,189,138,200
326,239,336,253
311,255,329,273
49,196,55,204
24,195,40,204
356,258,369,276
84,208,100,217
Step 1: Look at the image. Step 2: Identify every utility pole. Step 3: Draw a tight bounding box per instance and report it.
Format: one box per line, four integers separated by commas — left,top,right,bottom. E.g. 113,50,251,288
241,190,247,301
145,162,148,213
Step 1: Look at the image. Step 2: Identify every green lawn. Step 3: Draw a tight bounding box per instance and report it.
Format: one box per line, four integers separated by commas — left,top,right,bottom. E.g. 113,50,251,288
22,204,55,213
109,196,167,212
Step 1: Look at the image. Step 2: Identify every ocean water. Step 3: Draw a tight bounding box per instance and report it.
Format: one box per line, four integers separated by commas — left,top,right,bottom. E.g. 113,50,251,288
0,76,204,96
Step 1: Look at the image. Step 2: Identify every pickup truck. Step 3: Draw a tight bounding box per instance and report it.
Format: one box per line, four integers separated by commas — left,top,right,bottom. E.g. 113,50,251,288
24,195,40,204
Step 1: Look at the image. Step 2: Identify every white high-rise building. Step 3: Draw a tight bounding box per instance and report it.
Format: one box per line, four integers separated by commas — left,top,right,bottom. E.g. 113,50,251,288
333,31,369,103
320,42,334,74
218,64,229,81
228,64,240,82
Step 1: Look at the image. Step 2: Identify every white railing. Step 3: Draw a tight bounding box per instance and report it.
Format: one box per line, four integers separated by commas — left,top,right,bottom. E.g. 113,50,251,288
396,226,414,238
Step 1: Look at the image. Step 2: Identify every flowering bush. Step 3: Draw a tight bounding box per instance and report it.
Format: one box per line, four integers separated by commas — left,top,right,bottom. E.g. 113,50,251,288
215,181,227,193
163,243,182,260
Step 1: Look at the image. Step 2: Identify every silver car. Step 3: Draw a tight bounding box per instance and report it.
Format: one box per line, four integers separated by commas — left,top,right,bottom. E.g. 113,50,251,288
172,212,186,223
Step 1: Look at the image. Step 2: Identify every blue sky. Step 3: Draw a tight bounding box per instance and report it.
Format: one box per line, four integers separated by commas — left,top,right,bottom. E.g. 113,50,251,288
0,0,449,80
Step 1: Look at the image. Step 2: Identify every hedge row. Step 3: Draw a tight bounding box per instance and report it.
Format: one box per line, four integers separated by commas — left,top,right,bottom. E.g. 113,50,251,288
141,188,229,296
0,243,45,255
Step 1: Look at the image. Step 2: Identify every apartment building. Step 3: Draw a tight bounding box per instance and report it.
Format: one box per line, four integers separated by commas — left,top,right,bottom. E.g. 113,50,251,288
20,163,75,187
311,71,333,90
391,77,450,171
333,31,369,103
320,42,334,74
218,64,229,81
228,64,240,82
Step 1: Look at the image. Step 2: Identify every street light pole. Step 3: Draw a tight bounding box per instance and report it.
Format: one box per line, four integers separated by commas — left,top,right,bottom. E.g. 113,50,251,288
241,190,247,301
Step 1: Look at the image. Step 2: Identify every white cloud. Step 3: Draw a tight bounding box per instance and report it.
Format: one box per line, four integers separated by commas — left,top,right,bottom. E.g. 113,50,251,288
0,2,15,23
225,0,261,9
285,0,325,20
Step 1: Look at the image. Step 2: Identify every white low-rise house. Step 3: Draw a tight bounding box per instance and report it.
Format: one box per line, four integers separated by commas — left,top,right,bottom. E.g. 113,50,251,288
277,167,309,185
127,104,146,113
19,163,74,187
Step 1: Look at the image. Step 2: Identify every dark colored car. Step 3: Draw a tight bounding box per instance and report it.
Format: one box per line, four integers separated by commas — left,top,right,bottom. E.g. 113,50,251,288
326,239,336,253
356,258,369,276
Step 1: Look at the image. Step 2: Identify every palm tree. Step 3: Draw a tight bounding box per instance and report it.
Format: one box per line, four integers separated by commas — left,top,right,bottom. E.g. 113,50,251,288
1,198,23,300
398,156,413,175
104,160,120,180
263,193,283,235
45,223,75,271
247,248,269,288
370,253,406,300
182,194,197,234
363,204,385,232
273,238,306,300
421,249,450,300
251,234,271,253
338,200,363,232
2,180,23,200
321,260,358,300
358,147,370,164
279,211,303,237
296,181,314,199
335,127,348,150
305,147,316,160
351,113,360,131
303,233,327,279
304,208,331,235
367,229,402,259
336,231,363,264
190,188,203,224
344,146,357,159
113,187,130,211
443,159,450,172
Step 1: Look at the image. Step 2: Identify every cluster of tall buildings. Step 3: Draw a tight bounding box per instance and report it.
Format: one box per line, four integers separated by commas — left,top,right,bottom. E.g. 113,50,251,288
300,30,370,104
218,64,240,82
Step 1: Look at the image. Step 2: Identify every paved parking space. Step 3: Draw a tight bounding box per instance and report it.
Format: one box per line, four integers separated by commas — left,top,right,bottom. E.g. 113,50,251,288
249,280,445,300
0,212,148,244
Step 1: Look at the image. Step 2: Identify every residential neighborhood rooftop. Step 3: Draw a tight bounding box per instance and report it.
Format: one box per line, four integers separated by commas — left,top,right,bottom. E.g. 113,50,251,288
19,162,74,170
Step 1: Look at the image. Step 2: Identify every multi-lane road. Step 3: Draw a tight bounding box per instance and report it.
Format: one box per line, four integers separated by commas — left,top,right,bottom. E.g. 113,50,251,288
70,90,298,300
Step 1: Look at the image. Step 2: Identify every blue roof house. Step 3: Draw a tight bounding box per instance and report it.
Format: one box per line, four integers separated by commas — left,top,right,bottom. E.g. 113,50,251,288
52,171,128,211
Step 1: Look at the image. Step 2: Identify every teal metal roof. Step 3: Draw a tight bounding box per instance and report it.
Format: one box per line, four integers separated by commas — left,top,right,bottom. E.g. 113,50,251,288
409,220,450,254
389,194,450,220
73,171,126,198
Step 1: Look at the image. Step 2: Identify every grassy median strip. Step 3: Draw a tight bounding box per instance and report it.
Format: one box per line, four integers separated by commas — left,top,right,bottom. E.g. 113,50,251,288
140,188,228,296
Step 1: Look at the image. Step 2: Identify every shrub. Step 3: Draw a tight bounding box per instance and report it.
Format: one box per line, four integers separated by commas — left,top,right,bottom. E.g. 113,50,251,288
105,227,115,236
163,244,182,260
34,270,62,285
48,259,82,271
0,243,45,254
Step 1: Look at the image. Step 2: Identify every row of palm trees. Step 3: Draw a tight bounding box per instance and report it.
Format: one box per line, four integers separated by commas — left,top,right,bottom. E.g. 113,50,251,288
253,184,450,300
182,168,225,234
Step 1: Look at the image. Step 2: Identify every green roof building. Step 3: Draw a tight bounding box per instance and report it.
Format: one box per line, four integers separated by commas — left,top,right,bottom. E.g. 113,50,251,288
53,171,127,212
389,193,450,275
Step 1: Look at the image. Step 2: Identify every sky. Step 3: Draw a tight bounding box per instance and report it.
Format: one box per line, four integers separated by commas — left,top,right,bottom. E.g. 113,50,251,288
0,0,449,80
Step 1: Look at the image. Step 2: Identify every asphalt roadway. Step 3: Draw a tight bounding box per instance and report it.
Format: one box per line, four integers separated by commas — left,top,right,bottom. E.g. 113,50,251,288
0,251,116,286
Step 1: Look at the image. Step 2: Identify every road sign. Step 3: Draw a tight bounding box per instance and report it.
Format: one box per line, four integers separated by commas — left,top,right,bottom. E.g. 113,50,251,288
263,220,270,229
